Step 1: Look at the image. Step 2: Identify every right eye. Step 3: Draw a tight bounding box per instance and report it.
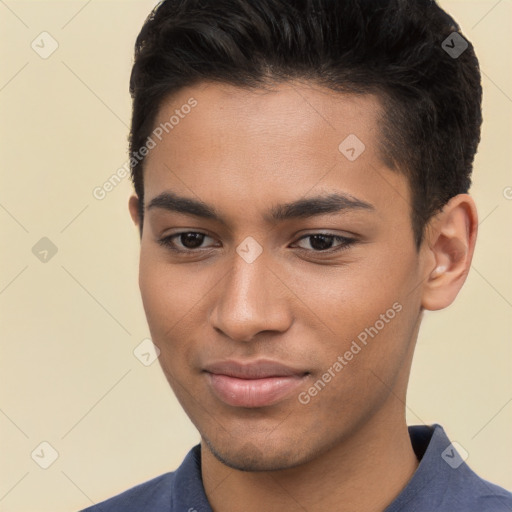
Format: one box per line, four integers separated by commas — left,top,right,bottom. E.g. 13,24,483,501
157,231,218,253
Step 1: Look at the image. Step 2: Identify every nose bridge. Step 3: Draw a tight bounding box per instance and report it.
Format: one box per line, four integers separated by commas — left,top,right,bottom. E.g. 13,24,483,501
211,248,290,342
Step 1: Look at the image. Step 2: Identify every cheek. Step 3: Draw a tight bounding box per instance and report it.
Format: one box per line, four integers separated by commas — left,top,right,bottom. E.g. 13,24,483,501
299,301,416,429
138,249,221,368
138,243,209,323
288,252,408,339
295,248,419,380
138,250,192,348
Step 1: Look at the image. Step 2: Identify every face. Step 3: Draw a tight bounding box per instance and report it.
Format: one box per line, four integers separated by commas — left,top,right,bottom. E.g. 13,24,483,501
130,81,430,471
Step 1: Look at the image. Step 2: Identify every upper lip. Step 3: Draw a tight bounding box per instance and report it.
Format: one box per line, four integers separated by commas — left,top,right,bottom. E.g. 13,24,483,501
203,359,308,379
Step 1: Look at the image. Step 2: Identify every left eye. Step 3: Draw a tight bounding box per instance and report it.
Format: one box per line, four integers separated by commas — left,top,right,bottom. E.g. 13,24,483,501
293,233,355,252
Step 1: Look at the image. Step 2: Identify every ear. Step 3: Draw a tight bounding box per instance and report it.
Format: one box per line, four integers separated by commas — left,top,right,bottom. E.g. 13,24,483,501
421,194,478,311
128,195,140,227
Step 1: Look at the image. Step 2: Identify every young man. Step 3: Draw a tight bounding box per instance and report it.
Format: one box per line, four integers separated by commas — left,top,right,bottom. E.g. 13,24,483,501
82,0,512,510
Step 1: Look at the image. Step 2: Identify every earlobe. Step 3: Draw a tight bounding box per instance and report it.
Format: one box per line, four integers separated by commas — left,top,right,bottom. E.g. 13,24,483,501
421,194,478,311
128,195,140,226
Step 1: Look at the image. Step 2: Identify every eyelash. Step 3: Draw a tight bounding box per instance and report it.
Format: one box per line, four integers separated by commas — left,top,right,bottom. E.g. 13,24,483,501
157,231,356,255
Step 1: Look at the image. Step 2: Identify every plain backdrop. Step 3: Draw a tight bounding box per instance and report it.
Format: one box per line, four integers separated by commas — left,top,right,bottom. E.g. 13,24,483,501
1,1,511,511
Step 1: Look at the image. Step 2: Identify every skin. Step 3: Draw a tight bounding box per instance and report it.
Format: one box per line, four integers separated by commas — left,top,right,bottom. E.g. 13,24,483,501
128,80,478,511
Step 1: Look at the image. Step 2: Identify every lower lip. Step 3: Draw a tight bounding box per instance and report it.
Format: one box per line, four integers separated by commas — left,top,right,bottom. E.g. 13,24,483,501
206,373,306,408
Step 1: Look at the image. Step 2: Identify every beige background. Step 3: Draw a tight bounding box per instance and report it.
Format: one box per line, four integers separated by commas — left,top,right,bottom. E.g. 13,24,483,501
0,1,511,511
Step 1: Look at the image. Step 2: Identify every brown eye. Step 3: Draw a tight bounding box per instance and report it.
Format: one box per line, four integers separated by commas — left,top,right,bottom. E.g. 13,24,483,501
178,232,206,249
157,232,217,252
294,233,356,252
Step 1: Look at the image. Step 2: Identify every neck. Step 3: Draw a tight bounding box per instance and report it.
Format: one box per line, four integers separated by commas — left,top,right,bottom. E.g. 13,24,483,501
201,407,419,512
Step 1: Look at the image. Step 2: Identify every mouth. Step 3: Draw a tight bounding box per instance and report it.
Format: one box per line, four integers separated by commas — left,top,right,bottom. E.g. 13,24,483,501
203,360,309,408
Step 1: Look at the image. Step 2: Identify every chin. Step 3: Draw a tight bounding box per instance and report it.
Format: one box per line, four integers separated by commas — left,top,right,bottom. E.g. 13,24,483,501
202,434,313,472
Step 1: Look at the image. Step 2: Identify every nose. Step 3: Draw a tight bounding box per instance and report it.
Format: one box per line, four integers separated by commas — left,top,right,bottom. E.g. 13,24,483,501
209,250,293,342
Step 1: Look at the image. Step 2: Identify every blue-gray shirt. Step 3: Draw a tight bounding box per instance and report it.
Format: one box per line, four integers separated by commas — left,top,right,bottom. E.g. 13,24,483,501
80,424,512,511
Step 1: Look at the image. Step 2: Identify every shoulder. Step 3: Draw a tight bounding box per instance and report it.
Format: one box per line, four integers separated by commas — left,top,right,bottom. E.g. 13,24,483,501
434,428,512,510
391,425,512,512
78,471,175,512
77,444,205,512
449,466,512,511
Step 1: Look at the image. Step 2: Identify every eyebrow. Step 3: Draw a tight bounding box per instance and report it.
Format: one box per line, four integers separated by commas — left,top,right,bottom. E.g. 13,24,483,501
146,191,375,225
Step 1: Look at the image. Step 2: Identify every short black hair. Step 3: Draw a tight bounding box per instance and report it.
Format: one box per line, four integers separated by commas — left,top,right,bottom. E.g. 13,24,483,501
129,0,482,248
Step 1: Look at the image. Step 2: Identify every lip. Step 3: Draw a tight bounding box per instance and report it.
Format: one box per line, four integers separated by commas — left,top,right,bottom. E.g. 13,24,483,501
203,360,308,408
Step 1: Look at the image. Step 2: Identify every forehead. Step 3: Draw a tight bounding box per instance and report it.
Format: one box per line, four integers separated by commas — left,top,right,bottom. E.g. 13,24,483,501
142,81,410,222
148,80,385,158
